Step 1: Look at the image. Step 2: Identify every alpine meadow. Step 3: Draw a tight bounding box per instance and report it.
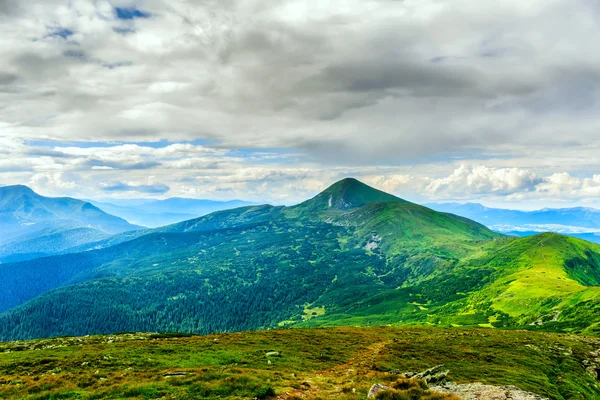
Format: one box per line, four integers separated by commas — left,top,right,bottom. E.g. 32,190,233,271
2,0,600,399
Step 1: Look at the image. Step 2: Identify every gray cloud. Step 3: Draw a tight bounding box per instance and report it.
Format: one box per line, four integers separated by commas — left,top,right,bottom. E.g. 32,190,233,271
0,0,600,205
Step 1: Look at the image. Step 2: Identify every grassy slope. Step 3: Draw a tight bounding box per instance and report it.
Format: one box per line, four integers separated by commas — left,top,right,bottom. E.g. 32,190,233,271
467,235,600,315
301,233,600,335
0,327,598,400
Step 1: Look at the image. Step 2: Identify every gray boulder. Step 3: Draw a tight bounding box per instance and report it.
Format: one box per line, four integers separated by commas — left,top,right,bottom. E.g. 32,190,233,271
367,383,390,398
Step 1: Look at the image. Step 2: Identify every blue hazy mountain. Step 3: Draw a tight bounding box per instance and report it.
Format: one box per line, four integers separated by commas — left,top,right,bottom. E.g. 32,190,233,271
0,185,141,262
89,198,255,228
427,202,600,243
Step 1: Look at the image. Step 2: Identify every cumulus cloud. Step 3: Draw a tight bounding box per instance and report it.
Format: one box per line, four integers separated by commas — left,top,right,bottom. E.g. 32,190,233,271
535,173,582,196
426,165,541,197
422,167,600,207
29,172,78,194
364,175,413,194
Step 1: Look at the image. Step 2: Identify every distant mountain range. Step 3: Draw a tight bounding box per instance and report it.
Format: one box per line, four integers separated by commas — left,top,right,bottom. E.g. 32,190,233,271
0,185,141,262
89,198,255,228
1,178,599,341
427,202,600,244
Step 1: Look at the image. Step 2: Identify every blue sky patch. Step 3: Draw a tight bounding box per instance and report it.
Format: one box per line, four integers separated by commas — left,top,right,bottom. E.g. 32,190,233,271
48,28,74,39
115,7,151,20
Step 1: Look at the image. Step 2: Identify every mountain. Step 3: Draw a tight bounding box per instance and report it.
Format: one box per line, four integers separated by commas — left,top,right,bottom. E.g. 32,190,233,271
0,185,141,262
427,202,600,243
89,198,255,228
505,229,600,245
0,178,599,341
296,177,407,211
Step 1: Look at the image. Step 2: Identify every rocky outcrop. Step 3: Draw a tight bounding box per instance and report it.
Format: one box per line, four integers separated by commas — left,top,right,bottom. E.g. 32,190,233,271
584,349,600,380
430,382,549,400
369,365,548,400
367,383,390,398
408,364,449,385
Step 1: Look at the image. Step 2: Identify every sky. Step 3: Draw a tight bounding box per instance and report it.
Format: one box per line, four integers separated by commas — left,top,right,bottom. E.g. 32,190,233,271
1,0,600,209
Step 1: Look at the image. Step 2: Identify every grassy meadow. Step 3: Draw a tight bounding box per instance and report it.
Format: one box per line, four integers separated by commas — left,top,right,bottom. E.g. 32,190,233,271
0,326,599,399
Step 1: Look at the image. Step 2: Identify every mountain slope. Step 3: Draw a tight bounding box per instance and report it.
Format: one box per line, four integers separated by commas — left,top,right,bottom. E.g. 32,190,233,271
0,185,141,262
314,232,600,334
0,185,139,235
0,179,599,340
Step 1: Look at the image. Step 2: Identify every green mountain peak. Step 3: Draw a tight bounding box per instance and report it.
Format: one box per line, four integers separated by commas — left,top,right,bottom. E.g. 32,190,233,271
298,177,408,211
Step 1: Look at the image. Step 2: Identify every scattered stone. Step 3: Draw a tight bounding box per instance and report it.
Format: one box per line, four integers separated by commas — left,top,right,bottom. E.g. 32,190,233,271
367,383,390,398
413,364,449,385
163,371,188,377
586,349,600,381
431,382,548,400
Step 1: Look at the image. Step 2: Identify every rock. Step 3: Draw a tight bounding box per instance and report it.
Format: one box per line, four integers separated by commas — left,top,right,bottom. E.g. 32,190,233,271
413,364,449,384
431,382,548,400
163,371,188,377
265,351,280,357
367,383,390,398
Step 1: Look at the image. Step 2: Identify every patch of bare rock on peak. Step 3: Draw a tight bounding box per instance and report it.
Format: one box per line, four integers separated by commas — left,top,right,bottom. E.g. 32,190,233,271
430,382,548,400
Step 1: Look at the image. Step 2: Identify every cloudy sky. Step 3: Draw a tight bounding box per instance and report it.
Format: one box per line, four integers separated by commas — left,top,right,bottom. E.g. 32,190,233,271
1,0,599,208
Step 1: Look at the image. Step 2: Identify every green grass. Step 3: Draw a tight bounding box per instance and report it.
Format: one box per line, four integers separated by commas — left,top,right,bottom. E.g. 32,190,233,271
0,327,599,399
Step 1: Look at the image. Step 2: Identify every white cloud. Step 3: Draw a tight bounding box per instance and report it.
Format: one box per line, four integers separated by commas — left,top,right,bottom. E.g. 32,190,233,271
29,172,78,194
535,172,582,196
426,165,541,197
364,175,412,193
582,175,600,196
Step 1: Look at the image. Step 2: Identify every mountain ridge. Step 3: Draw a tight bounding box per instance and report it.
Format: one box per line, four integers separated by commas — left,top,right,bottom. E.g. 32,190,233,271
0,185,141,262
0,178,599,341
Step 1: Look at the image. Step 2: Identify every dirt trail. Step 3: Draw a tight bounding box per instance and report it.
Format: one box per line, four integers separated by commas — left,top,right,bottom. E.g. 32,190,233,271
278,340,392,399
